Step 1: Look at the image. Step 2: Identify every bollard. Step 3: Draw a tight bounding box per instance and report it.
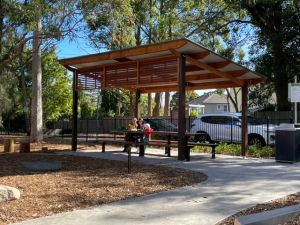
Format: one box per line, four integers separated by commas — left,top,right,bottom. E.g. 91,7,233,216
4,139,15,152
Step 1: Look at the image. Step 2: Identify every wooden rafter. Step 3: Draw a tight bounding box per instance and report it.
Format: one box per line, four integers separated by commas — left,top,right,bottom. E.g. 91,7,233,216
170,49,244,86
188,51,210,59
186,70,247,81
185,61,231,72
185,55,244,86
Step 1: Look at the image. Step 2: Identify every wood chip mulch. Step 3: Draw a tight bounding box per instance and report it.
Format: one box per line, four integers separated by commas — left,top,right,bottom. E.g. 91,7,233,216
0,152,207,225
216,192,300,225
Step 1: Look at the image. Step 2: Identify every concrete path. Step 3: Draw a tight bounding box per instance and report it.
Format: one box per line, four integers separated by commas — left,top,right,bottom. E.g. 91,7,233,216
13,148,300,225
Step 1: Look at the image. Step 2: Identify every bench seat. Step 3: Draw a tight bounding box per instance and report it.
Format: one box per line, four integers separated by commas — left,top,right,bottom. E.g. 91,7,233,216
97,138,218,160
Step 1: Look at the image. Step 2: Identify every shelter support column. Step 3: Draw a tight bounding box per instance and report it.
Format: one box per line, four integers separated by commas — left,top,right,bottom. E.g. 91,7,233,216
72,70,78,151
178,54,186,161
241,83,248,157
135,90,141,118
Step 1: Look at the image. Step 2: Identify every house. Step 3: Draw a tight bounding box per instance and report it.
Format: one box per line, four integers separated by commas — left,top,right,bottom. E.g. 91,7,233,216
188,93,230,114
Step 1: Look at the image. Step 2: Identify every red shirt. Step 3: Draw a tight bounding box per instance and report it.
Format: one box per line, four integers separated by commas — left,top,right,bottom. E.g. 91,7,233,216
144,127,153,138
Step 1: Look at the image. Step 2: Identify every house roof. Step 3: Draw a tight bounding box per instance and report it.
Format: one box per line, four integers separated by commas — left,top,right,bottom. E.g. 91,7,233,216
189,93,228,105
59,38,265,93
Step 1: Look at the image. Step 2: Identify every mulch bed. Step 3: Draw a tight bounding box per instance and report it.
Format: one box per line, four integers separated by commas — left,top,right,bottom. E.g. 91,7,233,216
1,136,300,225
216,192,300,225
0,152,207,225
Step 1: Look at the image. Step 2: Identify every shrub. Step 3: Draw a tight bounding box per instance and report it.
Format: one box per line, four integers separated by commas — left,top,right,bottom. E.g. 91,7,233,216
192,143,275,158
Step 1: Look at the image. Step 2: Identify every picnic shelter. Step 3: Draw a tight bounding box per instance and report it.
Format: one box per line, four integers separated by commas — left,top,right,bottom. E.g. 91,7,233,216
59,38,265,160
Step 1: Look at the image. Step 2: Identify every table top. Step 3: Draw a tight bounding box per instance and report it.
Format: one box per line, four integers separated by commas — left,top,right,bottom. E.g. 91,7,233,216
110,130,199,136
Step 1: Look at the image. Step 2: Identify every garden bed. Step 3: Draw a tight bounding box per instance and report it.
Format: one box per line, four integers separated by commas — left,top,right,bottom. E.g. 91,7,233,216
0,153,207,225
216,192,300,225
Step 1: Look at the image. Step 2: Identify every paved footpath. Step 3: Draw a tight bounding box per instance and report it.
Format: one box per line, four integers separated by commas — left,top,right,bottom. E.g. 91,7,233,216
13,149,300,225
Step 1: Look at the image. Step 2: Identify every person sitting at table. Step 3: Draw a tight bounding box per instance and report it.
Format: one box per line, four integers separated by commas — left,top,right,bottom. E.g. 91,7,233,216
128,118,138,131
123,118,138,152
137,118,144,130
143,123,153,152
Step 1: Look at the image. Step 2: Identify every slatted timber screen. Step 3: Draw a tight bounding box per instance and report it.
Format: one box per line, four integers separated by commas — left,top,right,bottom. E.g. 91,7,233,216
75,56,178,91
77,71,103,90
105,61,137,88
139,56,178,86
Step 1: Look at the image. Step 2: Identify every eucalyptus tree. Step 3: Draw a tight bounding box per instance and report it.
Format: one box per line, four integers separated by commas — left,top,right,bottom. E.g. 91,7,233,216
0,0,83,141
220,0,300,111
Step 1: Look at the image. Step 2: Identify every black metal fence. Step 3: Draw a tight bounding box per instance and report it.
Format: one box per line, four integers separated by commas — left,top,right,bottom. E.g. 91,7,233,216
0,116,295,146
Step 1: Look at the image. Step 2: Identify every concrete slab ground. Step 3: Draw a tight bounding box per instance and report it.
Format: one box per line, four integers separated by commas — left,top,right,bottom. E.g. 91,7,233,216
12,148,300,225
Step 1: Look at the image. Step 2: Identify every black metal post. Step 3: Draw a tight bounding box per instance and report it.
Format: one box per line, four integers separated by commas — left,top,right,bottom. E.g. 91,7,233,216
86,119,88,142
135,90,141,119
231,116,233,143
178,54,186,160
267,117,269,146
241,83,249,157
128,145,131,174
61,119,64,138
72,70,78,152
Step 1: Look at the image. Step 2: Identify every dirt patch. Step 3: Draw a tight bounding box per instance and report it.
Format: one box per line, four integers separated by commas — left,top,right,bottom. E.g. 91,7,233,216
0,152,207,225
216,192,300,225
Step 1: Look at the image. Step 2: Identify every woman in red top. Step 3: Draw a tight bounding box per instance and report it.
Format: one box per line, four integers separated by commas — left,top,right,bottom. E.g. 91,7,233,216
143,123,153,152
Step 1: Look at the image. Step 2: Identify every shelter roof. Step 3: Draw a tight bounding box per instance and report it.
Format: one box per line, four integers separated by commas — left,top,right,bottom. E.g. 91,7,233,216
59,38,265,93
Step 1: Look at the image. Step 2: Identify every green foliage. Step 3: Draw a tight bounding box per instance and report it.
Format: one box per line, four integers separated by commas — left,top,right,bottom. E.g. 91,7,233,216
0,69,21,125
170,91,199,110
189,110,199,118
248,83,275,110
79,92,97,119
0,0,81,71
237,0,300,110
192,143,275,158
41,49,72,120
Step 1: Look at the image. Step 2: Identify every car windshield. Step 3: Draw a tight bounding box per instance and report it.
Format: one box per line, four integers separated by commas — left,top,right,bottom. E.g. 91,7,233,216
238,116,264,125
144,119,178,131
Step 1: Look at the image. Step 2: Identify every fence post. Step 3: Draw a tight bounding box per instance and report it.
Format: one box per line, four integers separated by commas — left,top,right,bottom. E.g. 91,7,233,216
60,119,64,138
7,120,10,135
114,117,117,130
231,116,233,143
267,117,269,146
188,116,191,132
86,119,88,142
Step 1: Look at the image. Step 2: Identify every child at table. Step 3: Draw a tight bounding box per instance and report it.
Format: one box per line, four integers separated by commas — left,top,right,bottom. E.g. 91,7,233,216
143,123,153,152
123,118,138,152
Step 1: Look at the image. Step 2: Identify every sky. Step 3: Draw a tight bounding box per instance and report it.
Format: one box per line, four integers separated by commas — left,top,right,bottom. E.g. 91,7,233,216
56,36,97,59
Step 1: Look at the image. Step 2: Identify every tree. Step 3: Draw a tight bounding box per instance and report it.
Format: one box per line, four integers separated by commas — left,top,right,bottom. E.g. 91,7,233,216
0,0,81,72
170,91,199,110
31,14,43,142
226,0,300,110
41,49,72,120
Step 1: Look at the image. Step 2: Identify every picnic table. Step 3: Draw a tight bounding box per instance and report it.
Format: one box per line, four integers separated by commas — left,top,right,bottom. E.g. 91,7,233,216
109,130,218,160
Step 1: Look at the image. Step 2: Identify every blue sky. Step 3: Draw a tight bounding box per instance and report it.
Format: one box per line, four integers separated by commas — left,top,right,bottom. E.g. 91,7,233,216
56,36,98,59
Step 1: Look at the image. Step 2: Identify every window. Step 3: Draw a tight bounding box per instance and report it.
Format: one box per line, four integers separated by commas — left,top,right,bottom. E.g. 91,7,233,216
223,105,228,112
217,104,228,112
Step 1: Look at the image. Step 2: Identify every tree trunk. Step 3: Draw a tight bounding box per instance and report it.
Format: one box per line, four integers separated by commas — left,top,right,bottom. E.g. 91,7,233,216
20,56,30,134
152,93,161,116
147,93,152,116
30,19,43,142
226,88,240,112
272,39,290,110
164,92,170,116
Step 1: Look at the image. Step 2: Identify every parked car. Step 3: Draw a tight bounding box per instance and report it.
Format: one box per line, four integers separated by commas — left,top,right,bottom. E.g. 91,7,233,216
190,113,276,147
143,118,178,132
